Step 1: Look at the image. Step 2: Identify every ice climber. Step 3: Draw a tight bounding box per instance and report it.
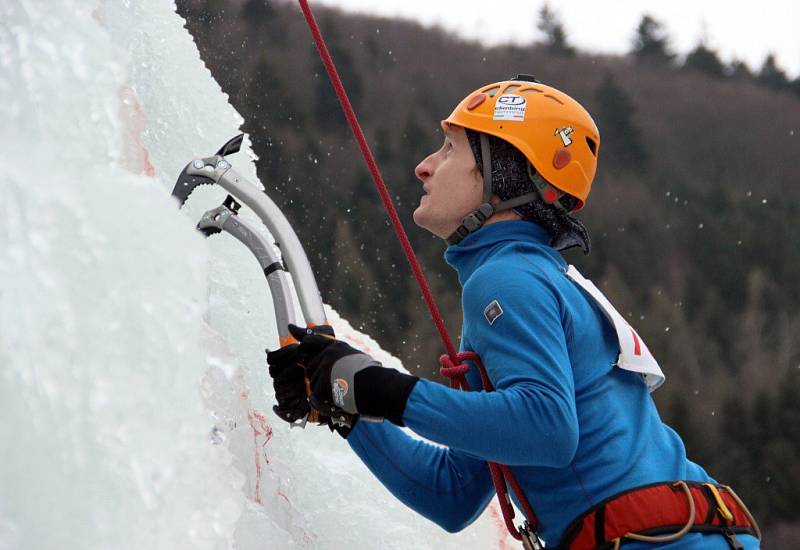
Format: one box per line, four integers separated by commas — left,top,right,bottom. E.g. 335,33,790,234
267,75,761,549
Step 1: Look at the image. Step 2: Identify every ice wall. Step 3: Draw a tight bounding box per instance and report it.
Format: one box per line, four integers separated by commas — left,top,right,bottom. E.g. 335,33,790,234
0,1,515,549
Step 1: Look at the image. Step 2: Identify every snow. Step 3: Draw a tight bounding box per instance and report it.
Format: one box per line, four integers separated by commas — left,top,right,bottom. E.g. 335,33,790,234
0,1,513,549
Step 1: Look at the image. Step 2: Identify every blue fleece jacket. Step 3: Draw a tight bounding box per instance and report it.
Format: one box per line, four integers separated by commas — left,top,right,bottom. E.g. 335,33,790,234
346,221,758,549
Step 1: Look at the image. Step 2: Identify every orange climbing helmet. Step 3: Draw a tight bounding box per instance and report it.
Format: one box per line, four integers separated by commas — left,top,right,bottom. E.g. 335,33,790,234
445,75,599,211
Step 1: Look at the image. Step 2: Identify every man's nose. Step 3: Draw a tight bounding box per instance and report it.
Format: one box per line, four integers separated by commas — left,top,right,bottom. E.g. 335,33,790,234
415,155,434,181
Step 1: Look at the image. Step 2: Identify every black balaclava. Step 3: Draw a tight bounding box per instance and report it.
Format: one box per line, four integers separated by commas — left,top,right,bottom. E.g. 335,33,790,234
466,129,590,254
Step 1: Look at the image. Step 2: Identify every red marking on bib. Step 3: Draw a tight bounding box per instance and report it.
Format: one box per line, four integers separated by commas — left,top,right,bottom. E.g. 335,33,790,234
630,328,642,356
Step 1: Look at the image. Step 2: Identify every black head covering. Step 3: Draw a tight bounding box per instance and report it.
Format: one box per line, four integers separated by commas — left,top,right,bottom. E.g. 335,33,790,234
466,129,590,254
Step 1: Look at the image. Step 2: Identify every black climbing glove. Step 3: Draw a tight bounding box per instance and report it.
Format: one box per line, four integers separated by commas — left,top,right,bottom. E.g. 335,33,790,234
267,325,356,439
267,324,336,424
288,324,420,426
266,342,310,425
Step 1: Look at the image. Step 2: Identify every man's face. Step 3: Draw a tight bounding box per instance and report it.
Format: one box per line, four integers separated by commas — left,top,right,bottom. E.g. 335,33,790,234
412,122,483,239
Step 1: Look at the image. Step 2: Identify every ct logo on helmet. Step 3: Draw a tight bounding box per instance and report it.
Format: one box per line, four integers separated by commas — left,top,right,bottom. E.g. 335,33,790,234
493,94,527,121
498,95,525,106
332,378,349,408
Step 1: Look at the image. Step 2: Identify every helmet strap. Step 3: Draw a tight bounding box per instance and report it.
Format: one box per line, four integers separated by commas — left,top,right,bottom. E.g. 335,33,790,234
446,133,495,245
527,162,570,212
480,132,493,204
445,136,570,245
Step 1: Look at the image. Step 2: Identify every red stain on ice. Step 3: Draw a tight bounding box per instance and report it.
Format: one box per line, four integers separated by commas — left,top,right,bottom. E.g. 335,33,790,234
488,501,515,550
276,486,291,505
247,408,274,505
118,84,155,177
344,333,372,354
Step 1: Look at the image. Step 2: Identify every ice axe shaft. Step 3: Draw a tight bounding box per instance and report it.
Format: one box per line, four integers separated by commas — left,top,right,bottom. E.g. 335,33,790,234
176,135,331,426
197,198,322,425
173,134,327,326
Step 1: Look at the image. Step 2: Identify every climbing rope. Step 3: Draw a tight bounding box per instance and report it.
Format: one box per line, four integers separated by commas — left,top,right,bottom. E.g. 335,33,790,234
297,0,538,543
440,352,540,538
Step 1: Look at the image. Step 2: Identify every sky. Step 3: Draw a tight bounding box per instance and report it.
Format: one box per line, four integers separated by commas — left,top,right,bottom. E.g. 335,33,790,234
315,0,800,78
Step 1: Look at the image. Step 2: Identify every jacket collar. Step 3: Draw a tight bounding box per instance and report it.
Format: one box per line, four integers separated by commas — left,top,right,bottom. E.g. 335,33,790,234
444,220,566,286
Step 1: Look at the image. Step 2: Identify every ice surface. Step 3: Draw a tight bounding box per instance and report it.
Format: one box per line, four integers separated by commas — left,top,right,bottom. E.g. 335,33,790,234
0,1,515,549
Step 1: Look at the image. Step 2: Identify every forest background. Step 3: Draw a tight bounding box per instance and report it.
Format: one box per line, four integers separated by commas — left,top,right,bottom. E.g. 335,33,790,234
177,0,800,545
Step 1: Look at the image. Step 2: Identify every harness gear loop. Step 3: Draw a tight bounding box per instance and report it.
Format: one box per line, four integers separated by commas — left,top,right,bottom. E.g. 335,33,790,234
622,481,696,544
704,482,734,525
721,484,762,541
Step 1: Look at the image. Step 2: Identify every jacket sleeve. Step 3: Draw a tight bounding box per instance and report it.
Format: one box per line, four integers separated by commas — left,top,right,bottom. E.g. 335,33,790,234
346,418,495,533
402,263,579,467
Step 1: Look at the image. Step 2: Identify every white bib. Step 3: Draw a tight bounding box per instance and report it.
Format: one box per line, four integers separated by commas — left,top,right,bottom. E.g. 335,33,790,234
565,265,665,392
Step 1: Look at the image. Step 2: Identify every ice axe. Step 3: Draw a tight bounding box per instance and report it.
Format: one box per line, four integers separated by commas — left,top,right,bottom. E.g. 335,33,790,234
173,135,345,427
173,134,326,326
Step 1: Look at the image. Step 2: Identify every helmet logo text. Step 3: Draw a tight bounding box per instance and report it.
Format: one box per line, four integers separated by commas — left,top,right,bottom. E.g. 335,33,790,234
493,94,527,121
498,95,525,105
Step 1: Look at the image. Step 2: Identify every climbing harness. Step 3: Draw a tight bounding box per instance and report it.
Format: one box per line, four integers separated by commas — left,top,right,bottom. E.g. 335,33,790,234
557,481,761,550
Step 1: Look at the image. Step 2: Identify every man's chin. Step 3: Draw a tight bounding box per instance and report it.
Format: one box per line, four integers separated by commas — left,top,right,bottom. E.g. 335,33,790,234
413,208,450,239
412,204,427,229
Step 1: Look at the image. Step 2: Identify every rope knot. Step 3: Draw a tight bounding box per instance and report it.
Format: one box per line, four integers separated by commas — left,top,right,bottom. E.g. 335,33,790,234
439,353,470,379
439,352,482,390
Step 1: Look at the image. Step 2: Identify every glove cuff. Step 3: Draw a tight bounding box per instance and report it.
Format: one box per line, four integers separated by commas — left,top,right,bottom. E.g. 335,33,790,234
330,353,381,412
354,366,419,426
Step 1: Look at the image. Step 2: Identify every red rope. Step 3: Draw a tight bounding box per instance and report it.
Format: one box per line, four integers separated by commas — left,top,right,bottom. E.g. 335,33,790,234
297,0,457,362
296,0,538,541
438,352,540,539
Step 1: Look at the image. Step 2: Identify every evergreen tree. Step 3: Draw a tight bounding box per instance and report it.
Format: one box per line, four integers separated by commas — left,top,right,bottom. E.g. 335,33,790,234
727,58,753,80
684,42,725,78
631,15,674,66
594,73,648,170
536,3,574,57
757,53,789,90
